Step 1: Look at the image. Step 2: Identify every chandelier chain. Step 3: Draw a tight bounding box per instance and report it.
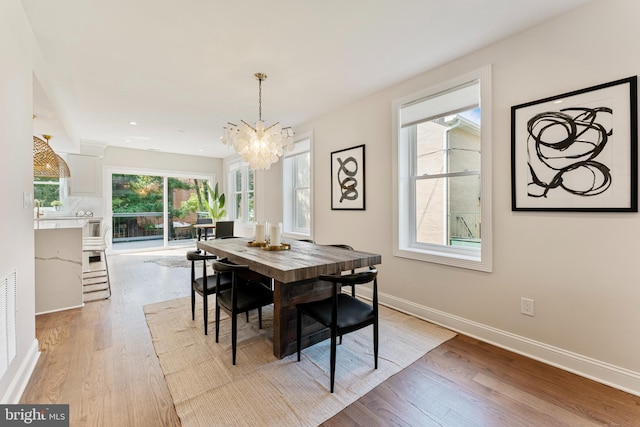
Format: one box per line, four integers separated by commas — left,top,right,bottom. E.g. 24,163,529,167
258,77,262,121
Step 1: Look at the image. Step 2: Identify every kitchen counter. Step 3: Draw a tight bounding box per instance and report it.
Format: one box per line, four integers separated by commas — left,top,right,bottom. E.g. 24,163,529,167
34,221,85,314
35,215,102,220
34,218,88,229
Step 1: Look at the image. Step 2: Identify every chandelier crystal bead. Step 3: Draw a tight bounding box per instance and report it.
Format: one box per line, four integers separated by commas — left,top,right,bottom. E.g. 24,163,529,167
221,73,294,170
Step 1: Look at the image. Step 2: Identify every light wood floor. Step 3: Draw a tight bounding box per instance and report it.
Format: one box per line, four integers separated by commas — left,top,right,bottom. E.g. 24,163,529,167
21,249,640,426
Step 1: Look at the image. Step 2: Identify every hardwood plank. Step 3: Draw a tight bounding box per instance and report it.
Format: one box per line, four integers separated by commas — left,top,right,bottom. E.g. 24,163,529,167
323,334,640,426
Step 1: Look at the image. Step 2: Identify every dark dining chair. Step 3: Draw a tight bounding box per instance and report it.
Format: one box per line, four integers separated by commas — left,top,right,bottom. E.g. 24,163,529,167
212,259,274,365
186,250,231,335
325,244,358,345
296,267,378,392
326,244,356,296
214,220,234,239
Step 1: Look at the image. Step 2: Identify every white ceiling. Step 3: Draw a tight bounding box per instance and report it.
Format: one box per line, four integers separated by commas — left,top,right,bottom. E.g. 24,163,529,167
23,0,591,158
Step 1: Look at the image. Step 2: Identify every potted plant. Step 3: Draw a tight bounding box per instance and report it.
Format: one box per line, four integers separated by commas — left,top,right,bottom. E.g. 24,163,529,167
181,181,227,221
51,200,63,211
201,182,226,221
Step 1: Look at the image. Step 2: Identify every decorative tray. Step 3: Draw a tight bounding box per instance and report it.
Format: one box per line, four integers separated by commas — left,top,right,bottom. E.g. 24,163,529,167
262,243,291,251
247,240,267,247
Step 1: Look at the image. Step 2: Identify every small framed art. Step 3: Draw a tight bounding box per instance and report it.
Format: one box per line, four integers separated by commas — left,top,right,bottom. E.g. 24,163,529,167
331,144,366,210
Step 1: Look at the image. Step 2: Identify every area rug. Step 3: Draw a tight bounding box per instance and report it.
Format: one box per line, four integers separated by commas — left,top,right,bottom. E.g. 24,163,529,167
143,255,191,268
144,296,456,426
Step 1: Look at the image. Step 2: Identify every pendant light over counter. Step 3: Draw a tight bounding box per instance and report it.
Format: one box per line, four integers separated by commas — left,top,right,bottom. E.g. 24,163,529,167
33,134,71,178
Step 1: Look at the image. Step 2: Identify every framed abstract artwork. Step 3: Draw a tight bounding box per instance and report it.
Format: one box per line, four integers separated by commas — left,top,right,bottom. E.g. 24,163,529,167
511,76,637,212
331,144,365,210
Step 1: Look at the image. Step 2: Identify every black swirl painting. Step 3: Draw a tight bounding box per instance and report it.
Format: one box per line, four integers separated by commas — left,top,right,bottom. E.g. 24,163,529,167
331,144,365,210
511,76,637,212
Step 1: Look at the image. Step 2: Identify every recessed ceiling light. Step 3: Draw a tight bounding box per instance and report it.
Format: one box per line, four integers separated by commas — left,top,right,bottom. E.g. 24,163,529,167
129,121,137,125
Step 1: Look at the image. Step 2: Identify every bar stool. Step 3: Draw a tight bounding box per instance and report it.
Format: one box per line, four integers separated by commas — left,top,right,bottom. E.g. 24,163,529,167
82,224,111,300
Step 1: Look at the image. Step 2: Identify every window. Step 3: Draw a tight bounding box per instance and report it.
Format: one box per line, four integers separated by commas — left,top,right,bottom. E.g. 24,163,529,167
392,66,492,271
283,134,312,238
228,163,255,224
34,177,61,207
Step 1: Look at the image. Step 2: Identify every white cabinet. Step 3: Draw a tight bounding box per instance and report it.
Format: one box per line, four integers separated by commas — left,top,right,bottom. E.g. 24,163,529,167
67,154,101,196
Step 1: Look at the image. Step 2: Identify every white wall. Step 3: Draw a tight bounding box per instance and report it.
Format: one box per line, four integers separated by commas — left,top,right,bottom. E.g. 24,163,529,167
102,146,223,176
0,0,40,403
267,0,640,395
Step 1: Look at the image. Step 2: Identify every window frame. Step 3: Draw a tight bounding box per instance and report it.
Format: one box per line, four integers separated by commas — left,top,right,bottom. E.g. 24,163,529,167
227,162,255,225
392,65,492,272
33,176,65,212
282,131,313,240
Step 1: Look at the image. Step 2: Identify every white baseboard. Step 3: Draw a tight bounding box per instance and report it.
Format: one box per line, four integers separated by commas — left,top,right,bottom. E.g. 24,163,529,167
36,303,84,316
1,339,40,403
360,288,640,397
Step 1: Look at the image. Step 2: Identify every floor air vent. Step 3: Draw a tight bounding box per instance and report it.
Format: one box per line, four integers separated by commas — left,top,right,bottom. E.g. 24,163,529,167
0,269,17,378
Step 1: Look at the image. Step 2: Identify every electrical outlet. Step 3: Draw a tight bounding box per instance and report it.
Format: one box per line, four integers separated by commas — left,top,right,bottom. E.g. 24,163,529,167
521,297,534,316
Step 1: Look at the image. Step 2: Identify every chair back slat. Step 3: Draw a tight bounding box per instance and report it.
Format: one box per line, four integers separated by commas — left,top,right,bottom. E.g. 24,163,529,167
215,221,235,239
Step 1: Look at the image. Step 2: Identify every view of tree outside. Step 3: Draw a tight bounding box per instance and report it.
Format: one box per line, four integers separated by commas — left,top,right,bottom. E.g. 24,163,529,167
111,174,216,242
34,176,60,207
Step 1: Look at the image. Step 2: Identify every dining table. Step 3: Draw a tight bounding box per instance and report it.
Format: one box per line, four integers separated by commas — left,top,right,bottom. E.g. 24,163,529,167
197,237,382,358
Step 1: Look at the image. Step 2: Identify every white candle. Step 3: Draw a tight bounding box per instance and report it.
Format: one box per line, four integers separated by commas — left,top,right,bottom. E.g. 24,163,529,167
270,223,281,247
255,223,265,243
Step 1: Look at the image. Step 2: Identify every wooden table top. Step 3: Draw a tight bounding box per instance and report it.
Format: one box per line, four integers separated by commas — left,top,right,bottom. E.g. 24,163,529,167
197,237,382,283
193,223,216,229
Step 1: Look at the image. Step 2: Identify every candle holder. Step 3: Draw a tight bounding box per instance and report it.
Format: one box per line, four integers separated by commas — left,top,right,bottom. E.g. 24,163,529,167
262,243,291,251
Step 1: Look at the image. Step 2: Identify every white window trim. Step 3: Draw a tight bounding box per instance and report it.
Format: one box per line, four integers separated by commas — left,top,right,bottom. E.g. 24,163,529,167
392,65,492,272
227,160,254,225
283,131,313,240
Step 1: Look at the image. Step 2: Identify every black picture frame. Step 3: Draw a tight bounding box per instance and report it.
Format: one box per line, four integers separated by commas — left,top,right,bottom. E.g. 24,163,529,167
331,144,366,210
511,76,637,212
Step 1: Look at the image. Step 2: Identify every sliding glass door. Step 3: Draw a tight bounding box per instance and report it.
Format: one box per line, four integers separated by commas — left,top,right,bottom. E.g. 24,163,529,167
166,177,208,244
110,172,211,251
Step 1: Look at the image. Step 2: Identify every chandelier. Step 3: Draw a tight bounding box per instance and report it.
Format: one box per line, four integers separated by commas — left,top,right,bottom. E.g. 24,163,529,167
221,73,294,170
33,135,71,178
